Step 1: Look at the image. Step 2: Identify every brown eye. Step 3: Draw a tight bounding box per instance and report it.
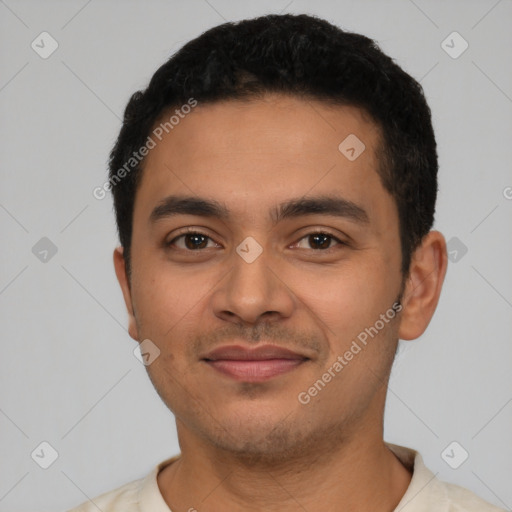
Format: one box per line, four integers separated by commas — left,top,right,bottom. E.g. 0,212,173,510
295,232,343,251
168,232,217,250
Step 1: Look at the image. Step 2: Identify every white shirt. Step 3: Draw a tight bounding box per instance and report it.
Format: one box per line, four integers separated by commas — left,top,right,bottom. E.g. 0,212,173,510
67,443,506,511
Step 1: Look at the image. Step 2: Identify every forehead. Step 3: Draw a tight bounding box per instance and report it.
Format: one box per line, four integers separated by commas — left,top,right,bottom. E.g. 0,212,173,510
148,95,381,164
133,95,391,227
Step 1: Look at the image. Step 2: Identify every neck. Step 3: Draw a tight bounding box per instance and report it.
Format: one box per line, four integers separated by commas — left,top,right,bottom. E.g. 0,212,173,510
158,421,412,512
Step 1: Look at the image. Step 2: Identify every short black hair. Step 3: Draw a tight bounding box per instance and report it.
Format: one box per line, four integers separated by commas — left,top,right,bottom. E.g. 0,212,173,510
108,13,438,278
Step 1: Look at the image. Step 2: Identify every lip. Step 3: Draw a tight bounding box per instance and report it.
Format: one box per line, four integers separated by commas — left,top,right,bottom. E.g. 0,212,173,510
203,344,306,361
202,344,309,382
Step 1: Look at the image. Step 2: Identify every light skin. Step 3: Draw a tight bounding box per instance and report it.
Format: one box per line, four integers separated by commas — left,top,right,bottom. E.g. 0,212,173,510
113,94,447,511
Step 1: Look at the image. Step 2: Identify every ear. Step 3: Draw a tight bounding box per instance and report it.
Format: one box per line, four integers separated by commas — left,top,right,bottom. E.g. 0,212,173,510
398,231,448,340
113,246,140,341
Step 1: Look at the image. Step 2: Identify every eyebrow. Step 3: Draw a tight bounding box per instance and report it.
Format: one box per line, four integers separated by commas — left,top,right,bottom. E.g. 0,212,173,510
149,194,369,226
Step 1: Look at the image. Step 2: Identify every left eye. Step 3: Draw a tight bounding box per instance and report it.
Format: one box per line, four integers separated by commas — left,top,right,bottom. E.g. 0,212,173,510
168,231,343,251
294,232,343,251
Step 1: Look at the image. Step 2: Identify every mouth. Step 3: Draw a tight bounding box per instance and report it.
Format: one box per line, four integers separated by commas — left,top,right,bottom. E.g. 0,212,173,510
202,344,309,382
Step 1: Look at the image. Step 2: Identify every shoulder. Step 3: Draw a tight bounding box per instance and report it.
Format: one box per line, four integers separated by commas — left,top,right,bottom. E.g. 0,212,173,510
441,479,507,512
65,455,179,512
66,476,143,512
386,443,507,512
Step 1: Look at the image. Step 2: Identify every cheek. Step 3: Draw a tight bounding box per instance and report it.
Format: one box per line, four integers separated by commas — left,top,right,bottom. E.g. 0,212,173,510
130,260,227,365
290,258,393,331
131,264,199,337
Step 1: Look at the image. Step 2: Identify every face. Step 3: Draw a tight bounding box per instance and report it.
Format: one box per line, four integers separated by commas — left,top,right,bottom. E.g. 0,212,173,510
115,94,407,461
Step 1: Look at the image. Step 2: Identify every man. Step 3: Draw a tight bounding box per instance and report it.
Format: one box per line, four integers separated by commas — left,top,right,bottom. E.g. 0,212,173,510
70,13,504,512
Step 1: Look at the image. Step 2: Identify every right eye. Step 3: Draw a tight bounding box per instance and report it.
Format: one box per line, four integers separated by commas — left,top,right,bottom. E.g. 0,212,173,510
167,230,221,251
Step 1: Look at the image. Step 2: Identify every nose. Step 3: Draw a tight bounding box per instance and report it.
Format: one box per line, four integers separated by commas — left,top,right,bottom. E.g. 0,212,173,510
211,240,296,327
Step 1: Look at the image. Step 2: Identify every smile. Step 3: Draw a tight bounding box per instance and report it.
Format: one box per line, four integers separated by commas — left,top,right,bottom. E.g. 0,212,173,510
205,358,307,382
202,344,309,382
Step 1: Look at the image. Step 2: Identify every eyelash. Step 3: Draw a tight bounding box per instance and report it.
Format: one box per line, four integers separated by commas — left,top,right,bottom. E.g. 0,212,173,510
166,228,346,253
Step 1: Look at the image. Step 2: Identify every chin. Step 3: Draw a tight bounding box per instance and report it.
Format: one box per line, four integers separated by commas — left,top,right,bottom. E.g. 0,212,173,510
202,411,308,461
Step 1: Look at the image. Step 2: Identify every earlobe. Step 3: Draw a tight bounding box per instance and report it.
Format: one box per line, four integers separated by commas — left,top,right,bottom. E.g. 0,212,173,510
113,247,140,341
398,231,448,341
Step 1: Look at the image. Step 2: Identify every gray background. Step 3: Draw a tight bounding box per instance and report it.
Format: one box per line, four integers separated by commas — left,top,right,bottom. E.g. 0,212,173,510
0,0,511,510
